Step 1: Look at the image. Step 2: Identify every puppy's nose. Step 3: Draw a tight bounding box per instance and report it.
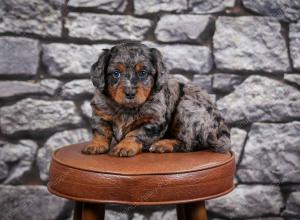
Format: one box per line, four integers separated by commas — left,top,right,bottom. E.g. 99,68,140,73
125,90,135,99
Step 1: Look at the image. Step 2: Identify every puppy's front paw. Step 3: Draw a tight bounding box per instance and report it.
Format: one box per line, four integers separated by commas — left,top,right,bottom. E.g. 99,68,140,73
149,144,173,153
111,137,142,157
82,142,109,154
149,139,180,153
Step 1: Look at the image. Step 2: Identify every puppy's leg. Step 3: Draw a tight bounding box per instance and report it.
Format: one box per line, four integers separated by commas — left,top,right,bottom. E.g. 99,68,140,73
111,135,143,157
111,121,167,157
207,120,231,153
149,139,182,153
82,106,113,154
82,132,110,154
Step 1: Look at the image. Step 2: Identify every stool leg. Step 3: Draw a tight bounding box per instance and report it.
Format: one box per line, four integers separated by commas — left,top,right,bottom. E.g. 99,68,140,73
182,201,207,220
176,204,186,220
82,202,105,220
73,202,83,220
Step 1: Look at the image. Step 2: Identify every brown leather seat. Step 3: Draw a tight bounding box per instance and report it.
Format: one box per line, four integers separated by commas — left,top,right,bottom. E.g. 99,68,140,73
48,142,235,205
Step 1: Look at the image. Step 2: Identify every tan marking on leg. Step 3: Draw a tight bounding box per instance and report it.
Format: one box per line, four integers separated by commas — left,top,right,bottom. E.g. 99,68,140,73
94,108,113,121
82,133,110,154
111,136,143,157
149,139,181,153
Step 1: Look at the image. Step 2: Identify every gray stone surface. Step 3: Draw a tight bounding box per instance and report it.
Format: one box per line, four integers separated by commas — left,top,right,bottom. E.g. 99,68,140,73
208,94,216,103
283,192,300,216
212,73,244,93
284,74,300,86
134,0,187,15
188,0,235,13
155,15,212,42
81,100,93,118
245,218,284,220
230,128,247,161
42,43,112,77
0,79,61,99
0,140,38,184
0,37,40,76
66,13,151,41
193,74,212,93
172,74,191,84
0,185,69,220
160,45,212,73
149,209,176,220
217,75,300,124
213,16,290,72
144,43,213,73
242,0,300,22
132,213,145,220
0,98,82,135
0,0,62,37
62,79,94,98
282,185,300,193
0,161,8,181
39,79,62,95
132,209,176,220
237,122,300,183
290,23,300,70
37,129,92,181
48,0,64,7
207,185,284,218
105,209,129,220
68,0,127,12
283,218,300,220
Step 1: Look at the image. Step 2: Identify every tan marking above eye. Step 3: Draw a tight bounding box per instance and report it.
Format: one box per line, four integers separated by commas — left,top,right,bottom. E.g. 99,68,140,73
135,63,143,73
117,63,126,73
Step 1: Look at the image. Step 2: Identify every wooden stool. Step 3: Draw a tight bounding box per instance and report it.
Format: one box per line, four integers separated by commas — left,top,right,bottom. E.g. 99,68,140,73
48,143,235,220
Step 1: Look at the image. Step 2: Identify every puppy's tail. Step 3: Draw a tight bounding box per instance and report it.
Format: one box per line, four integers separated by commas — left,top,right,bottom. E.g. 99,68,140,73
207,120,231,153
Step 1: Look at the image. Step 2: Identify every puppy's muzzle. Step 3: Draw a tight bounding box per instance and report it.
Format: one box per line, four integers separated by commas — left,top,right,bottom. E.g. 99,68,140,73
125,88,136,100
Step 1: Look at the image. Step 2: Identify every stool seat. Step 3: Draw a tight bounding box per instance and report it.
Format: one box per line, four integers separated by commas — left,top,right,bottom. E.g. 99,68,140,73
48,143,235,206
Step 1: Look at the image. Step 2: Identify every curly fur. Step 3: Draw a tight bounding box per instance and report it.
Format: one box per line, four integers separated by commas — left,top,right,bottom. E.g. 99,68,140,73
82,42,231,157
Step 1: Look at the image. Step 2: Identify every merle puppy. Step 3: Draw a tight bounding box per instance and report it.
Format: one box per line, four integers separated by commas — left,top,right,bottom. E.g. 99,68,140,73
82,42,231,157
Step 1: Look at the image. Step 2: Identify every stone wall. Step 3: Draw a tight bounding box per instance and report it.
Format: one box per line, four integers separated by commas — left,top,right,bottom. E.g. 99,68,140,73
0,0,299,219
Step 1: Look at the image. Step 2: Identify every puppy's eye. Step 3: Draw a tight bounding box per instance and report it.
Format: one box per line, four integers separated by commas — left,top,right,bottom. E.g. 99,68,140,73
138,70,148,79
112,71,121,79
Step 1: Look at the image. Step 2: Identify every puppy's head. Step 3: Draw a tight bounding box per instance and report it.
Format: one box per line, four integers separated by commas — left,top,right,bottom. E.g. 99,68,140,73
91,42,167,108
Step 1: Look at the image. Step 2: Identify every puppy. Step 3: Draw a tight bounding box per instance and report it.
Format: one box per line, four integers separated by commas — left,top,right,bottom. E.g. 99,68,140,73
82,42,231,157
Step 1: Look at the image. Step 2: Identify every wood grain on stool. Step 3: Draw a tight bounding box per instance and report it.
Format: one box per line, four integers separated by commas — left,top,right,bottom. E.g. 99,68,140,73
177,201,207,220
73,202,105,220
183,201,207,220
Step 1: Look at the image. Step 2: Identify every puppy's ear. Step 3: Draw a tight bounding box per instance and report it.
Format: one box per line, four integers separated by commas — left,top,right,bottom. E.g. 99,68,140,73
90,49,111,92
150,48,167,90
